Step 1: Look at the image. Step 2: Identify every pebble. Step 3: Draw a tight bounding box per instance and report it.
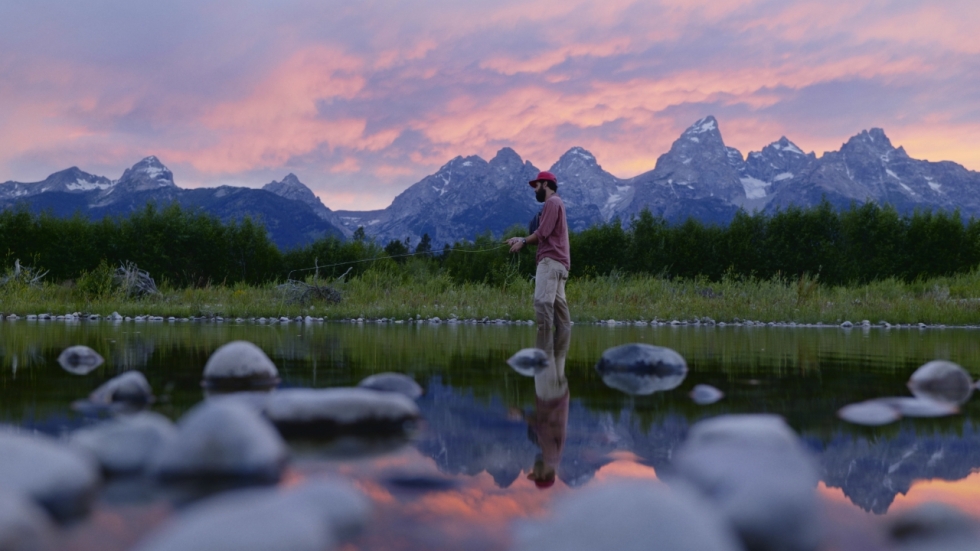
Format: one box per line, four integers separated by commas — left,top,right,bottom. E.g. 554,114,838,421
0,428,101,522
672,414,821,551
70,412,177,474
131,479,370,551
202,341,280,390
506,348,550,377
56,345,104,375
87,370,154,406
0,489,56,551
689,384,725,405
357,372,424,400
150,400,287,482
594,343,687,395
513,480,741,551
907,360,974,405
264,388,420,437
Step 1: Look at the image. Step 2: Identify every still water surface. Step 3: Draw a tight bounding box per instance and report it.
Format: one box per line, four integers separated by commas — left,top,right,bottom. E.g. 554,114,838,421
2,321,980,550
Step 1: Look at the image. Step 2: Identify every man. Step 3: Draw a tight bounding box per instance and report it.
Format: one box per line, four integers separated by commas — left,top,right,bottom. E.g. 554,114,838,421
507,171,571,332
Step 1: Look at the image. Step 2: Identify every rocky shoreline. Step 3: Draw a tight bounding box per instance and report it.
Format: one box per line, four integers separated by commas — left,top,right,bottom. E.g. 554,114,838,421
1,311,977,329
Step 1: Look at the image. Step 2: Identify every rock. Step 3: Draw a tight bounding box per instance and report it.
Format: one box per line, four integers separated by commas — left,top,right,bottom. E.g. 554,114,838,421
689,384,724,405
594,343,687,395
131,479,370,551
264,388,421,437
0,428,100,522
672,414,821,551
150,400,287,482
908,360,973,405
878,397,958,418
885,502,980,551
357,372,423,400
0,490,56,551
513,480,741,551
87,371,154,406
506,348,549,377
70,412,177,474
56,345,104,375
202,341,280,390
837,400,902,426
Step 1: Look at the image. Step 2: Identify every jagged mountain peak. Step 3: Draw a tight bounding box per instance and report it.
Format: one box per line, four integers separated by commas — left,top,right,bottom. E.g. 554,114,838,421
263,173,321,205
116,156,175,189
845,128,895,152
490,147,522,165
768,137,806,156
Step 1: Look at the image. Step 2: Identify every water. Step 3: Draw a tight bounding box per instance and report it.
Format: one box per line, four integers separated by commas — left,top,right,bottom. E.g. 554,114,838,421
2,320,980,549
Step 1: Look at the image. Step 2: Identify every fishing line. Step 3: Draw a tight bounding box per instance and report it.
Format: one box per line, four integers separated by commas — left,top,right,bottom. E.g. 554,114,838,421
285,242,513,281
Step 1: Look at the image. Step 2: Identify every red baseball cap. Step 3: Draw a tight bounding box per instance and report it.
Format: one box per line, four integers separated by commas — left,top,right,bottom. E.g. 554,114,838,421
529,171,557,187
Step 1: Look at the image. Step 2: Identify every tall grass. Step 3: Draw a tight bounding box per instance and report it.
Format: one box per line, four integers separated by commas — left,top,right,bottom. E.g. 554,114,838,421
3,267,980,324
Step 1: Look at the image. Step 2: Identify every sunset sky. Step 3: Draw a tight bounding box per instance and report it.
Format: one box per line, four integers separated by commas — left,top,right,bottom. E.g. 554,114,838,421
2,0,978,210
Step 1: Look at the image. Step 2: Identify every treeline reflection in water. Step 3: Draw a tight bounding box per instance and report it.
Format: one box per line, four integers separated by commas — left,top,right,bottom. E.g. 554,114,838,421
1,320,979,524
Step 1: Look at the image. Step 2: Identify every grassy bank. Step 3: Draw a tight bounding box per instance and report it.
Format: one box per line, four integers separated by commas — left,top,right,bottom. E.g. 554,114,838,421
3,268,980,325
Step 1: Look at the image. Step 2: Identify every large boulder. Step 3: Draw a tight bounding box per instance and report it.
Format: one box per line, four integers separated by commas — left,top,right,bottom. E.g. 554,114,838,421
671,414,821,551
594,343,687,395
506,348,549,377
131,479,371,551
202,341,280,390
70,412,177,474
265,388,420,437
907,360,973,405
150,401,287,482
0,428,101,521
513,480,741,551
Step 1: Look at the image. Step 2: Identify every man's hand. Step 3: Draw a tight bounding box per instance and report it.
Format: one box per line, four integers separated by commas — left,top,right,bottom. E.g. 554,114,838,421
507,237,525,253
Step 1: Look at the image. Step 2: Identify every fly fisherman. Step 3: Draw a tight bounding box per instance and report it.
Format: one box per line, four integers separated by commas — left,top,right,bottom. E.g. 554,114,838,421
507,171,571,333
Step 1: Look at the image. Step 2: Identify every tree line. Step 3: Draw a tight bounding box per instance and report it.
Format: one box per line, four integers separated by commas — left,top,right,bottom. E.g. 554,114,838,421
1,201,979,288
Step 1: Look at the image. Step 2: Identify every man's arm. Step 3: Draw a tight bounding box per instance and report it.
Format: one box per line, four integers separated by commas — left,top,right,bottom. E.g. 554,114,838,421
507,232,539,252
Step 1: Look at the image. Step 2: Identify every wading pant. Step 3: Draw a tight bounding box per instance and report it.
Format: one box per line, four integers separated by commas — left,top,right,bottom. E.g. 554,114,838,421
534,257,570,333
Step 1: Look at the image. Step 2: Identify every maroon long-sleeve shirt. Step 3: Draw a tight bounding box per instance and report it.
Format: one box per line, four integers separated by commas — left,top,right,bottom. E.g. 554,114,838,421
534,194,570,270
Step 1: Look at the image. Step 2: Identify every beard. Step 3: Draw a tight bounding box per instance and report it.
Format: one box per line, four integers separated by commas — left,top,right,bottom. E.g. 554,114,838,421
535,188,547,203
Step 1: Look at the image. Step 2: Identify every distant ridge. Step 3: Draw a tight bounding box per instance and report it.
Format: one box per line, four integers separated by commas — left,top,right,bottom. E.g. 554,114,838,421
3,117,979,247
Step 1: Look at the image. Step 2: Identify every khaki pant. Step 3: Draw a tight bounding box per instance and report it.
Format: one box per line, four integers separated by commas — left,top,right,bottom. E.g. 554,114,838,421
534,257,571,332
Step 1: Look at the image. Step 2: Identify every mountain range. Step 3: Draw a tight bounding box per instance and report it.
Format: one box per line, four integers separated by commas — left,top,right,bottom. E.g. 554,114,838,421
3,117,979,249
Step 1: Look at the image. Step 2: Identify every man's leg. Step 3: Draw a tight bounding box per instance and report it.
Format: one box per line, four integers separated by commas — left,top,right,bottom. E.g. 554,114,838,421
533,259,561,333
553,265,570,330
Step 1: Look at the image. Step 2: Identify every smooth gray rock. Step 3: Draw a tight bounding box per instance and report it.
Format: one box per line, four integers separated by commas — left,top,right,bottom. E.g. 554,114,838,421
0,428,100,521
885,502,980,551
878,397,959,418
150,401,287,482
689,384,724,405
70,412,177,474
513,480,741,551
357,372,423,400
838,400,902,426
506,348,549,377
908,360,973,405
56,345,104,375
594,343,687,395
672,414,821,551
202,341,280,389
0,490,56,551
88,370,154,406
131,479,370,551
265,388,420,437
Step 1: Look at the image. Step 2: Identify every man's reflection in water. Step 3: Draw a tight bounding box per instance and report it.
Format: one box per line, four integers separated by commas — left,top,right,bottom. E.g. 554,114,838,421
526,326,571,489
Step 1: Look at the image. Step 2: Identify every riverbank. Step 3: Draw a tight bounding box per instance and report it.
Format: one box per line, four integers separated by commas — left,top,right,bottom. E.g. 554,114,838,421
3,271,980,326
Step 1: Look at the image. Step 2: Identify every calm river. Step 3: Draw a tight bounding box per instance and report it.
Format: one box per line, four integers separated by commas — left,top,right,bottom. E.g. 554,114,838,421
2,320,979,550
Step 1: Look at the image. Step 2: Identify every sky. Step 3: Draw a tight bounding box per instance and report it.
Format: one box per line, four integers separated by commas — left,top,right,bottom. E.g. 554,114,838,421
1,0,978,210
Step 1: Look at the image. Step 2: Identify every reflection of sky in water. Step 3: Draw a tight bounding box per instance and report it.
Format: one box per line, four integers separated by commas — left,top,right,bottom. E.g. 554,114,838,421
4,321,980,549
